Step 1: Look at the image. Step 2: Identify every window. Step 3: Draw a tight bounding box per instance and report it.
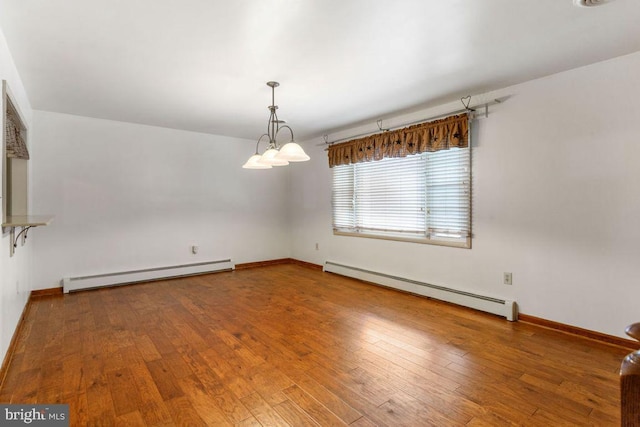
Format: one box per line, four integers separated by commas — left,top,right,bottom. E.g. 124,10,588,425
332,147,471,247
3,81,29,222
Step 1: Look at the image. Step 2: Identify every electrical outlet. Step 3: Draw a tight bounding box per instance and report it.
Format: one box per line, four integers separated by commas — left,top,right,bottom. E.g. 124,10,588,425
504,272,513,285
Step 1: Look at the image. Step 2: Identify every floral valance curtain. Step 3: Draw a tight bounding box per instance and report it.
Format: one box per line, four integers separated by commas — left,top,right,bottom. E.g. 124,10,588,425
5,104,29,160
328,113,469,168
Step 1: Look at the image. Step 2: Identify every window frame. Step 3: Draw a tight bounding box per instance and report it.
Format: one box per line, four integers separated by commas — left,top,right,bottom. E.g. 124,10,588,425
2,81,29,223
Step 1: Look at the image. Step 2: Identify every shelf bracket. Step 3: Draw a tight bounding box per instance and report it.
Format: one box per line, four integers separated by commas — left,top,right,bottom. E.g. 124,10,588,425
10,226,32,256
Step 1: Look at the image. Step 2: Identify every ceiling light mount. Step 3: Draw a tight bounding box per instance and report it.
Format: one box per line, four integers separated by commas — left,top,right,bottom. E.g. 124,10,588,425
243,81,310,169
573,0,613,7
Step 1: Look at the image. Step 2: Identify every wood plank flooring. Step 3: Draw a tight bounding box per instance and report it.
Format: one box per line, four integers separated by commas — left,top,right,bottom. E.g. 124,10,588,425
0,264,629,426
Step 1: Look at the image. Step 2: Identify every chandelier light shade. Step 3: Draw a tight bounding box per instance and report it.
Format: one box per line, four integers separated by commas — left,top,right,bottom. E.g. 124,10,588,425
243,81,310,169
258,148,289,166
276,141,310,162
242,154,272,169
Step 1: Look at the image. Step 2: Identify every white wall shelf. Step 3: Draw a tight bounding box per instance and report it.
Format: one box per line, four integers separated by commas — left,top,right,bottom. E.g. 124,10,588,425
2,215,54,257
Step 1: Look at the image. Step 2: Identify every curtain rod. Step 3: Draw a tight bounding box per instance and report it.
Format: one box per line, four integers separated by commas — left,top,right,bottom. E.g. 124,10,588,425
322,98,503,146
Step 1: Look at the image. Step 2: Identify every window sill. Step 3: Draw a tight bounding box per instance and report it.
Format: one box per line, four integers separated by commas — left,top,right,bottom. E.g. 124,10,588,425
333,230,471,249
2,215,54,228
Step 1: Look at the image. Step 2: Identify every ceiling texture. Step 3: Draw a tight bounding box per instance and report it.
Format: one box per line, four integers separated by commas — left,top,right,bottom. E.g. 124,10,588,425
1,0,639,142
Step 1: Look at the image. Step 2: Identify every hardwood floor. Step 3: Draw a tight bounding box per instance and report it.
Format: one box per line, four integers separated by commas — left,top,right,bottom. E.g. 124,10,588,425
0,264,628,426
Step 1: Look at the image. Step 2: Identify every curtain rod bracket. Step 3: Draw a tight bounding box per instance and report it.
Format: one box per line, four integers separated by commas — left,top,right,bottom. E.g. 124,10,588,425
461,95,475,112
376,119,389,132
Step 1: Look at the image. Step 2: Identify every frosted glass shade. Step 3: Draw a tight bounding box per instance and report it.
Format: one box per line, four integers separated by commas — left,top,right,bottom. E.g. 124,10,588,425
242,154,272,169
258,148,289,166
275,142,310,162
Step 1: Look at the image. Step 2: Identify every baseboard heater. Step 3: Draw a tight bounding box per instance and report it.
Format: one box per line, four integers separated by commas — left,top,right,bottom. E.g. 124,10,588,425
62,259,235,293
323,261,517,321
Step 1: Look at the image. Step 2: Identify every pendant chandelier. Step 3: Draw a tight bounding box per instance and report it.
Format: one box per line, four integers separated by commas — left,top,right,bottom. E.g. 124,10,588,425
242,81,310,169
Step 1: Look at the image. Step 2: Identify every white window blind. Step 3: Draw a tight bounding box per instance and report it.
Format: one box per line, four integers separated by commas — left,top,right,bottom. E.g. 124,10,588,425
332,147,470,247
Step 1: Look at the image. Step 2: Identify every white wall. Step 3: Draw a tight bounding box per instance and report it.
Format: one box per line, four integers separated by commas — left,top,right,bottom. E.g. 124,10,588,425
291,51,640,339
0,28,33,367
30,111,291,289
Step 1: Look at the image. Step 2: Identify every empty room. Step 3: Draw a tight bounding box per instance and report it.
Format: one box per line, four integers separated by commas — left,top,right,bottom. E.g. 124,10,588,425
1,0,640,425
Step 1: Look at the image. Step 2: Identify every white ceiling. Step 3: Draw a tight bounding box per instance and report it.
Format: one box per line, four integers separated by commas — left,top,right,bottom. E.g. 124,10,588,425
1,0,639,141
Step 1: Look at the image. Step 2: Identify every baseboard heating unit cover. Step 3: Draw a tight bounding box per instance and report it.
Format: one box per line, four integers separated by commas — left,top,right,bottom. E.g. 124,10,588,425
62,259,235,293
323,261,517,321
